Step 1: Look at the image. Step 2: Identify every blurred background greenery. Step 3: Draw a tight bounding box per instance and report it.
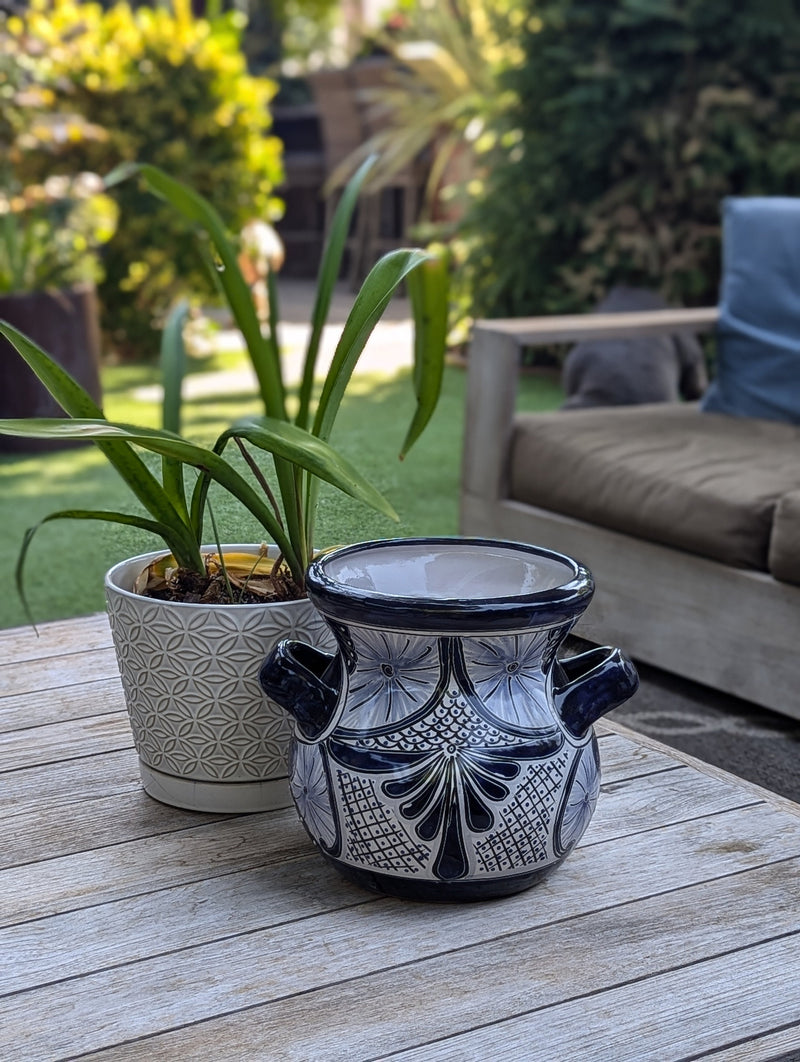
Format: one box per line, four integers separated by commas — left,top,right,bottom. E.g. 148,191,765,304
2,0,799,627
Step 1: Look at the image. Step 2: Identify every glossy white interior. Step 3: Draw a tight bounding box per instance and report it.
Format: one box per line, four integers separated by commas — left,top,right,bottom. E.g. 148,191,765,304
321,542,574,601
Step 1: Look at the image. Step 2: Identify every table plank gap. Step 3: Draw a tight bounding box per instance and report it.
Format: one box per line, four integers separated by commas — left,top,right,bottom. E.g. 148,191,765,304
0,810,315,926
688,1023,800,1061
602,719,800,819
0,713,134,774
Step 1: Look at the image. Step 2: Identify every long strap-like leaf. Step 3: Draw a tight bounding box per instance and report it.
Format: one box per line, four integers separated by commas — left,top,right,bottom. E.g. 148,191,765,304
15,509,185,626
400,250,450,458
159,300,190,522
311,248,430,443
107,162,302,566
0,321,201,569
220,417,398,521
0,418,302,582
295,155,378,431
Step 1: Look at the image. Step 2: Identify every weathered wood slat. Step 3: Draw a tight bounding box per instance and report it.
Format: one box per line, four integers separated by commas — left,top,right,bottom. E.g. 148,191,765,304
604,720,800,820
700,1027,800,1060
595,731,682,778
0,810,314,927
0,749,140,819
4,800,797,1005
383,931,800,1062
0,782,226,872
586,764,758,846
0,613,111,664
5,854,796,1060
0,676,126,733
0,855,362,996
0,711,132,773
0,646,120,699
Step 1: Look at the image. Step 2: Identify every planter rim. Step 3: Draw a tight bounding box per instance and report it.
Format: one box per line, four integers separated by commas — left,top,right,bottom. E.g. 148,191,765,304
105,544,309,613
305,536,594,634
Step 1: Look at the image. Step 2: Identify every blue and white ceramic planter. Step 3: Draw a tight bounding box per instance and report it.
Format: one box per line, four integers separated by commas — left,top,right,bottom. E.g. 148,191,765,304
260,538,639,901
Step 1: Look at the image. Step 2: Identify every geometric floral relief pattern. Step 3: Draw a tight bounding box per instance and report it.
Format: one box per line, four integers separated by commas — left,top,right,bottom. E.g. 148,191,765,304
106,585,336,783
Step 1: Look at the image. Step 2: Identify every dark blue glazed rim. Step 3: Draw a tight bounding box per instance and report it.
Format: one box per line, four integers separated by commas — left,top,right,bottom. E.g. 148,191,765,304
305,537,594,634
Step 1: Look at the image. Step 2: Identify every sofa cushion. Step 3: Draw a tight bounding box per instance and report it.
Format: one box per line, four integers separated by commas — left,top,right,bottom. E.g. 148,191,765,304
768,491,800,586
701,197,800,425
508,403,800,571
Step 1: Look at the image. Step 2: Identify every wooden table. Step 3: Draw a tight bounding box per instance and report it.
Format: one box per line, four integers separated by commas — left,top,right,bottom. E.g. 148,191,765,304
4,614,800,1061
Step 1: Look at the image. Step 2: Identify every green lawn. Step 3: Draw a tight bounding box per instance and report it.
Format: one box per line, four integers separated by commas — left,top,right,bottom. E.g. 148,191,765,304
0,353,563,629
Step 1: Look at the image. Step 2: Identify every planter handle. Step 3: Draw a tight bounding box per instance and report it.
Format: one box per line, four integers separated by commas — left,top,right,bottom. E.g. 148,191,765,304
554,646,639,737
260,640,342,740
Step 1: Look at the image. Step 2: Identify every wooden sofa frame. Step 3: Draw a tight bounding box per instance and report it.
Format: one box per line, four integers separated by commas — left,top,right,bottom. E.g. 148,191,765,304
460,308,800,720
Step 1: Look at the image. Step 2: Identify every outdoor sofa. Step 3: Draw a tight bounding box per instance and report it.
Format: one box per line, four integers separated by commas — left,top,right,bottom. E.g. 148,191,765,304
460,198,800,721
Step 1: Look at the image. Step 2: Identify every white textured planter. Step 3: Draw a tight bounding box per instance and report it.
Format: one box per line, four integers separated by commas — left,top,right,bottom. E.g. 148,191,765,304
105,546,335,814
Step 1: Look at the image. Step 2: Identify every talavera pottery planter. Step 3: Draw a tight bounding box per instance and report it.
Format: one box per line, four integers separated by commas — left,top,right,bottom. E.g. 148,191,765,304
105,545,335,814
260,537,639,901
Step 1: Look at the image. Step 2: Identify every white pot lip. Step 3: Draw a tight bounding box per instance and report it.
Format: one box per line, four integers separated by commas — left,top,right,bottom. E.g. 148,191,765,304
306,536,594,634
104,544,310,611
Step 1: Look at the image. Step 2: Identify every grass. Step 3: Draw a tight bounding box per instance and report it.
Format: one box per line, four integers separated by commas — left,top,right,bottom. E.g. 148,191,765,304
0,351,563,629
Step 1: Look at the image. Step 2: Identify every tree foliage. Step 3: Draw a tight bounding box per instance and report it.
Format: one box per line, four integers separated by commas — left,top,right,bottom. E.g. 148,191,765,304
7,0,283,358
462,0,800,319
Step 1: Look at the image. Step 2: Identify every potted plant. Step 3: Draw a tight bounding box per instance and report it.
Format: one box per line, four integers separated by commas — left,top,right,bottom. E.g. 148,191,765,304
0,158,449,813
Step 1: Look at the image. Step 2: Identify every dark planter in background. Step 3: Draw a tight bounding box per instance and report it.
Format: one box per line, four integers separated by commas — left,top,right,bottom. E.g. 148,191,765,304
0,283,103,454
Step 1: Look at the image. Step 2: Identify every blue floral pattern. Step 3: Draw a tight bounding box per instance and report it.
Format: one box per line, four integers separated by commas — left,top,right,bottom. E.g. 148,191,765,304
460,631,557,729
289,740,338,850
328,670,564,882
340,628,442,731
555,741,601,855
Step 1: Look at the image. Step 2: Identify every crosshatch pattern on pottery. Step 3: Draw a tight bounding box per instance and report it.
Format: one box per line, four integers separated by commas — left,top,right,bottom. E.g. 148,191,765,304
287,630,602,883
107,593,336,782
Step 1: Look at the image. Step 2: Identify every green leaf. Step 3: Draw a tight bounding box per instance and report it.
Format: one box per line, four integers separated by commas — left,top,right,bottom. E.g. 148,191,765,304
109,163,286,421
0,417,301,579
0,322,202,570
115,162,301,566
160,299,189,435
400,248,450,458
312,248,431,443
223,416,399,522
15,508,183,626
159,300,191,521
296,155,378,429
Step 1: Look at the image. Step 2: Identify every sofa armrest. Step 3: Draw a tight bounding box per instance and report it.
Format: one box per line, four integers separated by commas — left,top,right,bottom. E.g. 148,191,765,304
471,306,719,347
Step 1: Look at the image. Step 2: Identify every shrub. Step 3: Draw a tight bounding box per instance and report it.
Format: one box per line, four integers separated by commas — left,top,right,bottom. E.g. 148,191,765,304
9,0,283,358
461,0,800,320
